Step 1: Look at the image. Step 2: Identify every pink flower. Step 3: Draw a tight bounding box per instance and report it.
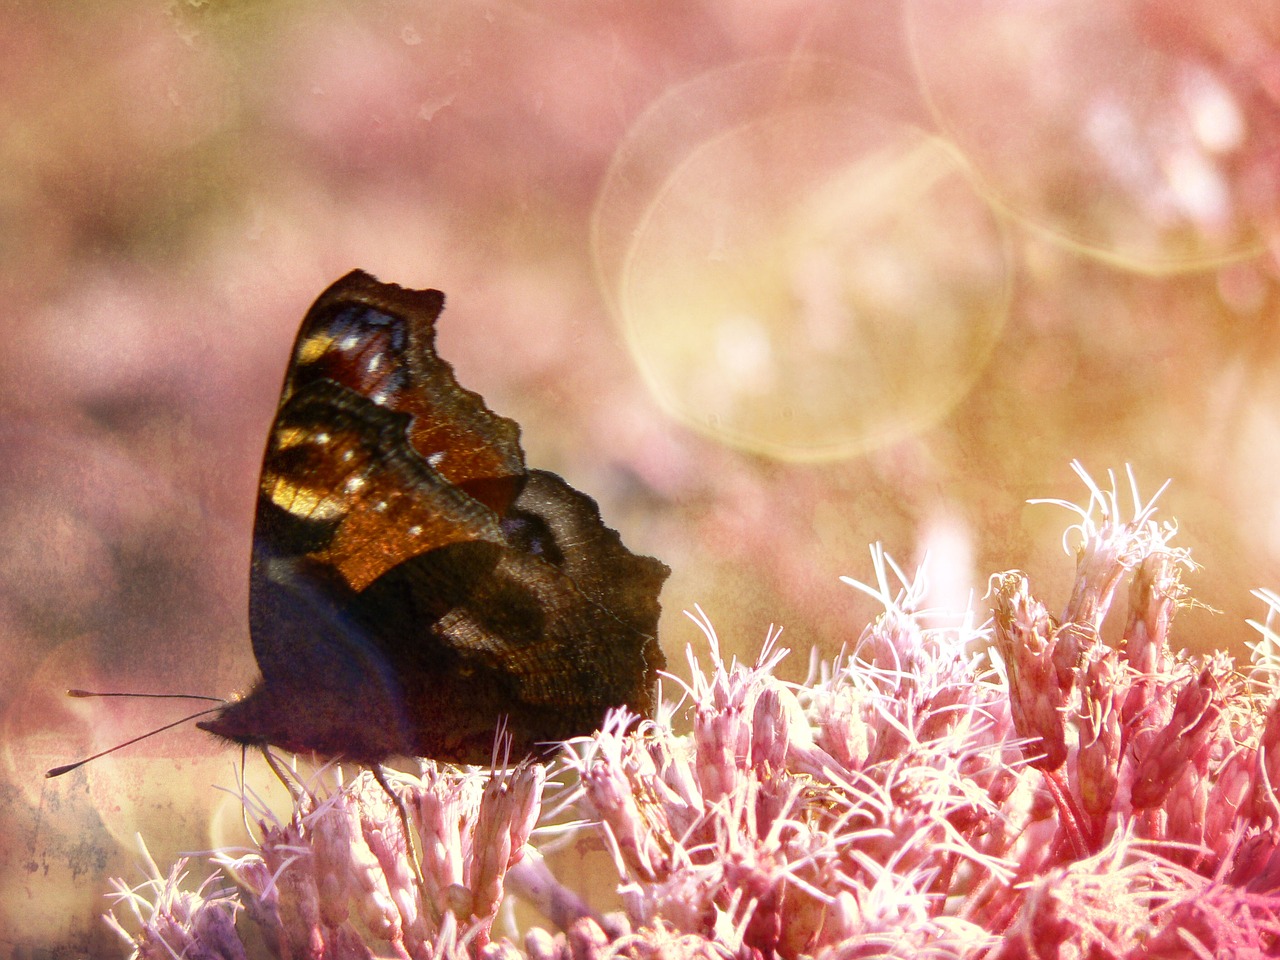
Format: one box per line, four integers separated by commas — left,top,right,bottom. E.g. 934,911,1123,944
108,466,1280,958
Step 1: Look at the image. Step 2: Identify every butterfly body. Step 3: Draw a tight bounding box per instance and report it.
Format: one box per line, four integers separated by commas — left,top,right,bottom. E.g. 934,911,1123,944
198,272,667,764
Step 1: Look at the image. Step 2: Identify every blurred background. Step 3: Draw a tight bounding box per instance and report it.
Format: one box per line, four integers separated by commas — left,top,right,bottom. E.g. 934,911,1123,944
2,0,1278,955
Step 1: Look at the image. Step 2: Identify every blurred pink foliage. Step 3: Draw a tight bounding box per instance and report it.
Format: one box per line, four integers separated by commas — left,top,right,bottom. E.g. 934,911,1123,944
109,469,1280,958
9,1,1280,956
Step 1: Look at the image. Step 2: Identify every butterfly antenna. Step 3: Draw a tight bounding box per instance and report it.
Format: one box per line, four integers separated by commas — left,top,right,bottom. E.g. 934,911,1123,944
45,703,225,778
65,689,225,702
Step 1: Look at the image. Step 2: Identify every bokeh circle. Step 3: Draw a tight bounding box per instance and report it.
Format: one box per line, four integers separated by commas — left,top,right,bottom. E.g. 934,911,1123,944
594,57,1010,461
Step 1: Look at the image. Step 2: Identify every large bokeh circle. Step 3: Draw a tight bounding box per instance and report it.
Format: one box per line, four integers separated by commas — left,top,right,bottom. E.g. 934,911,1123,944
594,57,1010,461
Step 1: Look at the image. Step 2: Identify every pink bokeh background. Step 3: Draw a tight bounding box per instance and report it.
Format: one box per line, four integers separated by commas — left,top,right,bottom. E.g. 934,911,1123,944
2,1,1279,955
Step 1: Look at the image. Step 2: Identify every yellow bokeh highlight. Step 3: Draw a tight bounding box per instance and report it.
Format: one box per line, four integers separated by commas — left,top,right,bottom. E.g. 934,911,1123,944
597,57,1010,461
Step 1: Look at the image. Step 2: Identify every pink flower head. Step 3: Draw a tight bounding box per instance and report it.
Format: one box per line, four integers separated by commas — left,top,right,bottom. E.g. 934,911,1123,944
106,465,1280,958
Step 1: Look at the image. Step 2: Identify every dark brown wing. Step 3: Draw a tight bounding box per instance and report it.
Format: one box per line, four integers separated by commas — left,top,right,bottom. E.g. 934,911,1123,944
222,271,668,764
352,469,669,758
501,469,667,717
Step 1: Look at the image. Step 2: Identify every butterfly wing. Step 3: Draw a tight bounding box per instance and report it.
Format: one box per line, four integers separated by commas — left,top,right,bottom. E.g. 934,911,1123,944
352,469,668,759
224,272,667,764
498,468,668,717
203,378,514,760
282,270,526,514
251,376,508,653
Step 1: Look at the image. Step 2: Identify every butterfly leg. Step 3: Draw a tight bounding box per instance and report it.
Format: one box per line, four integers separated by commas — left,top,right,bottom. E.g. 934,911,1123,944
235,744,257,839
259,745,308,801
372,763,430,904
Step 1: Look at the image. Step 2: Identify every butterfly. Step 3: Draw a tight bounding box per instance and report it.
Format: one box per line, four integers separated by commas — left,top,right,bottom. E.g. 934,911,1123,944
196,270,668,765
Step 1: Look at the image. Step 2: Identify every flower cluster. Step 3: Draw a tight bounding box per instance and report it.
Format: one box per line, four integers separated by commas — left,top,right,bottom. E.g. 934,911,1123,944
110,761,544,959
108,467,1280,957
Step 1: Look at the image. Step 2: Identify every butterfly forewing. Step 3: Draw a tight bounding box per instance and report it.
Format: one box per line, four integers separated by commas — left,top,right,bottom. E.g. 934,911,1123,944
256,380,506,592
284,272,526,514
